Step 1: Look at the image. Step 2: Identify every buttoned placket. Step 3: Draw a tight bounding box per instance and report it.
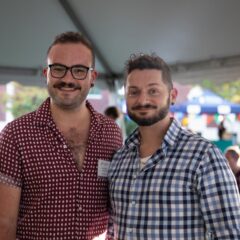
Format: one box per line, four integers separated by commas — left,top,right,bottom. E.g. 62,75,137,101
126,148,141,239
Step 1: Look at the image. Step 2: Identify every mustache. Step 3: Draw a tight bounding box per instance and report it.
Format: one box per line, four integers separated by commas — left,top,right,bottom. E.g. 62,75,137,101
53,82,81,90
131,104,157,110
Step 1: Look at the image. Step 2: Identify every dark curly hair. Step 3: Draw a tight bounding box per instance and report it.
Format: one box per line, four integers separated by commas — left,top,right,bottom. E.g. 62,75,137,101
124,53,172,90
104,106,120,120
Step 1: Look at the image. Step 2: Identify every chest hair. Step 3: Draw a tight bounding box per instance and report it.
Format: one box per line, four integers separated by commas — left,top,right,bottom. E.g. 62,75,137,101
63,127,89,171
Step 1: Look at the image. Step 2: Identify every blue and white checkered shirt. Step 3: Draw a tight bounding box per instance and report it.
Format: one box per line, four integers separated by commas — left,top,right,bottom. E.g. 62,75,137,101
108,119,240,239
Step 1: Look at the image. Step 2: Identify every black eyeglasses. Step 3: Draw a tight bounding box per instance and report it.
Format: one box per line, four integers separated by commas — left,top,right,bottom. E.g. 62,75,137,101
48,64,94,80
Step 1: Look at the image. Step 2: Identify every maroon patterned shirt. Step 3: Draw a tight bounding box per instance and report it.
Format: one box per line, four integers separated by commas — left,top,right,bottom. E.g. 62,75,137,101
0,98,122,239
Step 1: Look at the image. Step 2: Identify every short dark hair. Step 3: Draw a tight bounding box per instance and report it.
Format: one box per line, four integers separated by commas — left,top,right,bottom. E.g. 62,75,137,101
124,53,172,89
104,106,120,120
47,31,95,67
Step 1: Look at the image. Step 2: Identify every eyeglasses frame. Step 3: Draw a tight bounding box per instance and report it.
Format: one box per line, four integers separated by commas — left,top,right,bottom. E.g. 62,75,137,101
48,63,94,80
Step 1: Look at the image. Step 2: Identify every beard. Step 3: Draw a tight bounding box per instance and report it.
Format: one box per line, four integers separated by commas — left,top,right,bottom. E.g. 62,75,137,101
127,96,170,126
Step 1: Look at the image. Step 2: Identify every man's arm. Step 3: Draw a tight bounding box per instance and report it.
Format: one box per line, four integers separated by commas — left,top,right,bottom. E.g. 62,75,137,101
0,183,21,240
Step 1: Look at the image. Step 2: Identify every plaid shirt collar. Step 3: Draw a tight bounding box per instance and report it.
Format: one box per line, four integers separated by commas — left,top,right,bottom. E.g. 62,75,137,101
125,118,181,151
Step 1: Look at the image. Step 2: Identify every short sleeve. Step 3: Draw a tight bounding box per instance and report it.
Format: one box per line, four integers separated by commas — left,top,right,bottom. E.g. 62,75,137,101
0,123,22,187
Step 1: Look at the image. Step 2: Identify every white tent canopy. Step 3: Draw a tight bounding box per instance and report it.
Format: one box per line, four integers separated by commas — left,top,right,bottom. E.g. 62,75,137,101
1,0,240,87
171,86,240,114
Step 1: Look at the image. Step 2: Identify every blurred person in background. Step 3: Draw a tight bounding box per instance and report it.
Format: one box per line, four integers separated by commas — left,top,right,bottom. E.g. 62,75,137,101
225,145,240,191
104,105,127,140
104,106,120,121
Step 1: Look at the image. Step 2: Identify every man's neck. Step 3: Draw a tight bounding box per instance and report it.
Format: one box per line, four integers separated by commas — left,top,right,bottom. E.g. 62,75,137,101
50,101,90,129
139,116,172,144
138,116,172,158
50,101,91,171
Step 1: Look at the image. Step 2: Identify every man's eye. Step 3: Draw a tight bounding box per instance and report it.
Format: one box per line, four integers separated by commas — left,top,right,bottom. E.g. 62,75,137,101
148,89,159,96
128,91,139,96
53,67,65,72
74,67,86,73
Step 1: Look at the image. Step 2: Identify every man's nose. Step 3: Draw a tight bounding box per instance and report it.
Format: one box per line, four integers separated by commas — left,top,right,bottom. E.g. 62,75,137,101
137,92,149,104
63,69,75,82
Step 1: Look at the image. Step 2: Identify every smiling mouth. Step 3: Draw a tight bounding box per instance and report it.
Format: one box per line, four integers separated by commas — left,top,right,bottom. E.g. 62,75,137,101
135,108,150,112
59,87,78,91
132,105,157,111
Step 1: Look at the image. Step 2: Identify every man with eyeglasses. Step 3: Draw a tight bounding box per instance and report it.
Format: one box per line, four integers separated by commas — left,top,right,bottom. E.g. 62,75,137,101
0,31,122,239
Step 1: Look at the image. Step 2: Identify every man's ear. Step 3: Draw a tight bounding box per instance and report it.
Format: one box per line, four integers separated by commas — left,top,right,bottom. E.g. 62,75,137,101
90,70,98,87
170,88,178,105
43,67,48,77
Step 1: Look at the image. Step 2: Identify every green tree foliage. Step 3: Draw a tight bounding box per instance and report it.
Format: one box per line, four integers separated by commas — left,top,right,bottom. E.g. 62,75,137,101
3,82,48,119
201,79,240,103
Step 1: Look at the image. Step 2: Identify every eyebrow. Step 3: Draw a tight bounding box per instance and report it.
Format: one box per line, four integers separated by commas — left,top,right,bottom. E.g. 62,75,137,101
128,83,160,88
148,83,160,87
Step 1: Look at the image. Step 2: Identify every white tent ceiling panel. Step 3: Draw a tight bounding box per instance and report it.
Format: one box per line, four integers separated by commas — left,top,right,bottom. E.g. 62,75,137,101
1,0,240,86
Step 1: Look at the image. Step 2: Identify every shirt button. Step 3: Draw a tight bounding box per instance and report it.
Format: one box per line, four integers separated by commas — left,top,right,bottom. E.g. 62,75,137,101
63,144,67,149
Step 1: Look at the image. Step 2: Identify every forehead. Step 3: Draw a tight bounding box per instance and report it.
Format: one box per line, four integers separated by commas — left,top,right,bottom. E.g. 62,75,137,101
47,43,92,65
126,69,164,88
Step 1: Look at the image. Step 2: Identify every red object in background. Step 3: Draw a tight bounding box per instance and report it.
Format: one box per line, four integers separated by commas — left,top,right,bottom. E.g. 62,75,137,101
237,114,240,121
206,114,218,127
87,90,110,114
